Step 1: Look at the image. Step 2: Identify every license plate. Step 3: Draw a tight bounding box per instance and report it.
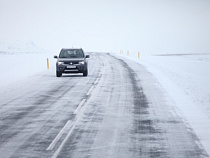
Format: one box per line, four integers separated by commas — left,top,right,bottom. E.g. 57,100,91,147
67,65,76,68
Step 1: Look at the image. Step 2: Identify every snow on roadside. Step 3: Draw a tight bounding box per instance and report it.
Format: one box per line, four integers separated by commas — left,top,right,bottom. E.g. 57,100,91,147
140,54,210,114
0,51,55,95
115,52,210,156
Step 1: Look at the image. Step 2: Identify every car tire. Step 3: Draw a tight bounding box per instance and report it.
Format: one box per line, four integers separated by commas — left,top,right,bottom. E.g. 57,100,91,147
83,70,88,77
56,71,62,77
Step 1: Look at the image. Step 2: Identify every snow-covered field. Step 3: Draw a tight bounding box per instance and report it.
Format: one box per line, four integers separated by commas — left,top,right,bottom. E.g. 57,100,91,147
1,51,210,155
0,51,55,95
117,52,210,155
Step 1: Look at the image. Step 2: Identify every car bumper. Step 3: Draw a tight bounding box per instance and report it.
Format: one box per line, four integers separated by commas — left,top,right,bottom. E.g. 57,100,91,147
56,65,87,73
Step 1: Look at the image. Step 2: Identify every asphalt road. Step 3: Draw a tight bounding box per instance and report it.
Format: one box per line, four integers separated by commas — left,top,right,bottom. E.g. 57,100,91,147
0,53,208,158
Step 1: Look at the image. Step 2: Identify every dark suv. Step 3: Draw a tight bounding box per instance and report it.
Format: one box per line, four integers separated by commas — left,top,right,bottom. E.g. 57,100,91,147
54,48,89,77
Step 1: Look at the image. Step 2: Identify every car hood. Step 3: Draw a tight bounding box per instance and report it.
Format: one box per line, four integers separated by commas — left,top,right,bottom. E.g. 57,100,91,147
57,58,84,62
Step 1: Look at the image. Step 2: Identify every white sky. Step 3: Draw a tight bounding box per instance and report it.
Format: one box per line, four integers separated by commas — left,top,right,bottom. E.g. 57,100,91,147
0,0,209,54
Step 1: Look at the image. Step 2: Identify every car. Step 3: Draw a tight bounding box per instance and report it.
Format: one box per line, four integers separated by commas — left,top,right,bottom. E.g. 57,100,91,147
54,48,90,77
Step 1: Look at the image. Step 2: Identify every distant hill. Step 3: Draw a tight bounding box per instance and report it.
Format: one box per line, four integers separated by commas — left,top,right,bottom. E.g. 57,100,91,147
0,40,45,53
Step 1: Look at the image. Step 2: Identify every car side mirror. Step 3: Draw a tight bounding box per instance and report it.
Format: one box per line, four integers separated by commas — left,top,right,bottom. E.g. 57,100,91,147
54,55,58,58
85,55,90,58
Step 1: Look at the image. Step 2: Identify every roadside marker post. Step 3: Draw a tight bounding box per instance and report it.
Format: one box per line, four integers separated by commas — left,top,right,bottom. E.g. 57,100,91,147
47,58,49,69
138,52,140,59
127,51,129,56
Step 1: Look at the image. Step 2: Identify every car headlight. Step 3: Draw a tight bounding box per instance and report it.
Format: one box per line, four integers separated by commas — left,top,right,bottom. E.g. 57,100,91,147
58,61,64,65
79,61,85,65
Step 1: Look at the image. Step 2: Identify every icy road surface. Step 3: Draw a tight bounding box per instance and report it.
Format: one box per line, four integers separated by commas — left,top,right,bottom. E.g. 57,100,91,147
0,53,208,158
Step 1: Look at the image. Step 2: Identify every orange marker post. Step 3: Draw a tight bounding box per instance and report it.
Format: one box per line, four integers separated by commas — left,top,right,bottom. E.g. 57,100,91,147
47,58,49,69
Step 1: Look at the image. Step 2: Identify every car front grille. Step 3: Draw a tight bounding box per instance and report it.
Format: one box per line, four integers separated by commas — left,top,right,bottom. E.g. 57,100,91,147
64,61,79,65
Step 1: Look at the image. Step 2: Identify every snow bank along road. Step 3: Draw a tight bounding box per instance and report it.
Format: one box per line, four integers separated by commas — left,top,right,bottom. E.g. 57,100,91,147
0,52,209,157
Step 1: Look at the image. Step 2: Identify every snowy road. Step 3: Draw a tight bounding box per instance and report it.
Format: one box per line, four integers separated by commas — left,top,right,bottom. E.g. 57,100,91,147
0,53,208,158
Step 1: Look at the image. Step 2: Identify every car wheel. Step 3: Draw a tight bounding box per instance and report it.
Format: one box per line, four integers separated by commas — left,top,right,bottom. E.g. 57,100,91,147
83,70,88,77
56,71,62,77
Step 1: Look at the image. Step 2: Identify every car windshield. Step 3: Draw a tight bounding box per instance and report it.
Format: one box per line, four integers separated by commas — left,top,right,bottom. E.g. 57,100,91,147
59,49,84,58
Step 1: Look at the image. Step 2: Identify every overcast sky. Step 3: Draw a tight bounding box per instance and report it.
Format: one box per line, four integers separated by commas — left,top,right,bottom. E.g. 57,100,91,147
0,0,209,54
